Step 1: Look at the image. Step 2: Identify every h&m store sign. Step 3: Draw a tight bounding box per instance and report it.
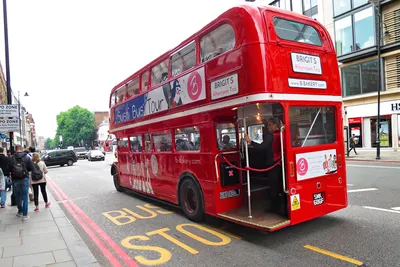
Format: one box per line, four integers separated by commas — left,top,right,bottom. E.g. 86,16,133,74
392,103,400,112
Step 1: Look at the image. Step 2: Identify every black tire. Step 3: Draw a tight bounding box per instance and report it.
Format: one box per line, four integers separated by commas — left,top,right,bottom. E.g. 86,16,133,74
113,174,124,192
179,178,204,222
67,160,73,166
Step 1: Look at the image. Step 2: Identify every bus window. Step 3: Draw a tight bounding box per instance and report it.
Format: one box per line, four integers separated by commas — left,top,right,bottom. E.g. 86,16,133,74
116,87,126,104
130,135,143,152
153,133,172,152
151,60,169,86
248,124,265,144
117,137,128,148
110,93,116,107
144,134,152,152
171,42,196,77
289,106,336,147
126,78,140,98
216,123,237,150
200,24,236,63
175,126,200,151
141,71,149,92
273,17,322,46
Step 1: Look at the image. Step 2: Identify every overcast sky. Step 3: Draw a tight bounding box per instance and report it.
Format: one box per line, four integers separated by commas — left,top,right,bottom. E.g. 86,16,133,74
0,0,248,138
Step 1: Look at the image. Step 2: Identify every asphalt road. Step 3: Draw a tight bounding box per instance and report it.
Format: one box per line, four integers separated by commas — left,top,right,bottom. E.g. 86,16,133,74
47,155,400,267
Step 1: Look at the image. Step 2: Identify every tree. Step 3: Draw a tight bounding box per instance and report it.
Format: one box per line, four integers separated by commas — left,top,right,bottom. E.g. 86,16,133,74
44,138,53,150
55,106,95,147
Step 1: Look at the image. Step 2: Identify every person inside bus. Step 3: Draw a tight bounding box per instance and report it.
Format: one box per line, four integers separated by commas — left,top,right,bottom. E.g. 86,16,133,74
220,135,235,150
244,117,286,216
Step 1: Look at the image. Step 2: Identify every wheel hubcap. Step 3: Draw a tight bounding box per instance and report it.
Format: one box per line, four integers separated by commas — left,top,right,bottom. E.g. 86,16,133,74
184,186,197,214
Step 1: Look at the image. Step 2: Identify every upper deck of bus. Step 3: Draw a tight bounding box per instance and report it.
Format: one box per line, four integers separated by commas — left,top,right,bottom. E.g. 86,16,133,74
109,4,341,130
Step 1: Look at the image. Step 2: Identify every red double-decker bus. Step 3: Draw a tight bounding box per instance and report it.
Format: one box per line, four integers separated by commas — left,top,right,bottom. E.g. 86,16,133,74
109,4,347,232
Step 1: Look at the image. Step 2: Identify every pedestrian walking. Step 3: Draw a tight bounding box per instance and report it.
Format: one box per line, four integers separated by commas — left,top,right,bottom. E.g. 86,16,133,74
0,168,5,208
348,134,358,155
0,147,12,207
11,145,34,220
30,152,50,211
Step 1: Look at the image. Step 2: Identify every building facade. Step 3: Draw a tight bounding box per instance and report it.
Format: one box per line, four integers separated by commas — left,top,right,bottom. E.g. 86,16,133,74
249,0,400,151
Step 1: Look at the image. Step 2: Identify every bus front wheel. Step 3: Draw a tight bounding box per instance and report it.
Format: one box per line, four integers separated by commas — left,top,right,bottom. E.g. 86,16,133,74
179,178,204,222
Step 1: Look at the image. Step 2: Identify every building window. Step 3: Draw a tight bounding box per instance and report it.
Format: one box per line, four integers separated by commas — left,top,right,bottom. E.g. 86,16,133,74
302,0,318,18
333,0,368,16
270,0,280,8
334,7,375,56
342,59,379,97
200,24,235,63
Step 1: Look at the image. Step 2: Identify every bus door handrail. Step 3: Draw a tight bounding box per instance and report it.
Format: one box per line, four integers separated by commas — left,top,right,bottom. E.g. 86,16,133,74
280,126,288,194
214,151,239,183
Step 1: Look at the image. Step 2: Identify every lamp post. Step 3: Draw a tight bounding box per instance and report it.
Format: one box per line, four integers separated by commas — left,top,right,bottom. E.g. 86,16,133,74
17,91,29,146
369,0,381,160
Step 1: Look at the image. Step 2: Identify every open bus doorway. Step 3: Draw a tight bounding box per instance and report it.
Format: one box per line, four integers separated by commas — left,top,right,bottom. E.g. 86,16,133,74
218,102,290,231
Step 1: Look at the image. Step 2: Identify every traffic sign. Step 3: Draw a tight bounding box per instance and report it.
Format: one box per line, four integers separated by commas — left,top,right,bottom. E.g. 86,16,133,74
6,138,10,142
1,133,6,139
0,104,19,117
0,118,19,132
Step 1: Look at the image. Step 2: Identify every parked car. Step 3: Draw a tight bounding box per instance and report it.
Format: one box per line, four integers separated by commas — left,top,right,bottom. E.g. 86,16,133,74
88,150,105,161
41,149,77,167
74,147,88,159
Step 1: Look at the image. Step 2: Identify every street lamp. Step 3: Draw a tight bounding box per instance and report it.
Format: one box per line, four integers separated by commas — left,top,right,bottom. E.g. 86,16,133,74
369,0,381,160
17,91,29,146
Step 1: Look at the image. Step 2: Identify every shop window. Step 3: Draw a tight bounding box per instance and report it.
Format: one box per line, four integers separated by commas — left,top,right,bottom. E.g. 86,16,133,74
175,127,200,151
171,42,196,77
333,0,368,16
151,60,169,86
141,72,149,92
126,78,140,99
200,24,235,63
144,134,152,152
130,135,143,152
335,6,375,56
153,132,172,152
117,137,128,148
273,17,322,46
289,106,336,147
216,123,237,150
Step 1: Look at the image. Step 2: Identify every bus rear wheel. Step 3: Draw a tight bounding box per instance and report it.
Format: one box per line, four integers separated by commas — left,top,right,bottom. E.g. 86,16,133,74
179,178,204,222
113,174,124,192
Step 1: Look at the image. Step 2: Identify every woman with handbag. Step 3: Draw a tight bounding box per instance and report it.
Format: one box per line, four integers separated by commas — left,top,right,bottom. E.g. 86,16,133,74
30,153,51,211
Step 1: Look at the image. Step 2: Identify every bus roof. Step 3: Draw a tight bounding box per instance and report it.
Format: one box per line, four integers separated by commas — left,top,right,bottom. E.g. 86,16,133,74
110,3,325,95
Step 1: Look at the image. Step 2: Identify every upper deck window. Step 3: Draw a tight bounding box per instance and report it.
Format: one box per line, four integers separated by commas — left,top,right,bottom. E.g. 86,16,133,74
126,78,140,98
115,87,126,104
200,24,235,63
141,72,149,92
151,60,169,86
171,42,196,77
273,17,322,46
110,94,116,107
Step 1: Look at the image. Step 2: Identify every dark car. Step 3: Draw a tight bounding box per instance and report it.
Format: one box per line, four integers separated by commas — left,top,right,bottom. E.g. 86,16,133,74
41,149,78,167
88,150,105,161
74,147,88,159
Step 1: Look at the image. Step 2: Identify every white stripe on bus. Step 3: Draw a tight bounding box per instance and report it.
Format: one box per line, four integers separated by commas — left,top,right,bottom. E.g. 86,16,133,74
109,93,342,133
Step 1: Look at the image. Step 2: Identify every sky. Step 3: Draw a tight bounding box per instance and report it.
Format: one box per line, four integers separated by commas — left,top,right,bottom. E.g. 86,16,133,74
0,0,247,138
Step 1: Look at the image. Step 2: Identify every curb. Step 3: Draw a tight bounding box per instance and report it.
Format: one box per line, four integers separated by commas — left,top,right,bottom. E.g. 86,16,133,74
346,158,400,164
47,190,101,267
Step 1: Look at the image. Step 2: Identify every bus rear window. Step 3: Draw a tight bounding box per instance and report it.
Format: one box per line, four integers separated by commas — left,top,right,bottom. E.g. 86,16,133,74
273,17,322,46
289,106,336,147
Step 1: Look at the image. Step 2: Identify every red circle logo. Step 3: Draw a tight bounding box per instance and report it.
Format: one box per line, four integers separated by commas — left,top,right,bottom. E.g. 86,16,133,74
187,71,202,101
296,158,308,176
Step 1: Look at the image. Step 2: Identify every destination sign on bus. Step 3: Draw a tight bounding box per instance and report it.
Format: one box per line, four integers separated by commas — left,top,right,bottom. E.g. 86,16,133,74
114,67,205,124
291,53,322,75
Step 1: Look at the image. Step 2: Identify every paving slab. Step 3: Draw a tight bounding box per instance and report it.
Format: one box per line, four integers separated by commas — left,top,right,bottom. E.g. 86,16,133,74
0,257,13,267
13,251,55,267
53,249,73,263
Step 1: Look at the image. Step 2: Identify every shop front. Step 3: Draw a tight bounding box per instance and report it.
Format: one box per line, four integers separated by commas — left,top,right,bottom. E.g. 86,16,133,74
348,117,362,147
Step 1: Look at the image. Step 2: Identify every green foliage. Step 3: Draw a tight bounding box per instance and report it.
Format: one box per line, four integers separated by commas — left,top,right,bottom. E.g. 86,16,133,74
55,106,95,147
44,137,53,150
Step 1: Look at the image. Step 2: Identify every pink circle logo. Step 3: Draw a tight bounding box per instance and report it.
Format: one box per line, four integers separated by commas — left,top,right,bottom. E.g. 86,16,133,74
187,71,202,101
296,158,308,176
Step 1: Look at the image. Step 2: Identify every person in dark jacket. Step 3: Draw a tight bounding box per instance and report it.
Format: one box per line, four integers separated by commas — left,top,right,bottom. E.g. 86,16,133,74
244,117,286,216
0,147,12,207
11,145,34,220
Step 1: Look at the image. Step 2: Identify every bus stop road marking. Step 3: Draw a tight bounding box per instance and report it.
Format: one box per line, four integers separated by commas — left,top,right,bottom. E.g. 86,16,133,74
304,245,365,266
347,188,378,193
202,225,242,240
363,206,400,214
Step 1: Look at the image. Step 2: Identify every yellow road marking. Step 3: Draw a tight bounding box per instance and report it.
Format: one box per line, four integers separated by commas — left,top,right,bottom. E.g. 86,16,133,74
304,245,365,266
204,225,242,240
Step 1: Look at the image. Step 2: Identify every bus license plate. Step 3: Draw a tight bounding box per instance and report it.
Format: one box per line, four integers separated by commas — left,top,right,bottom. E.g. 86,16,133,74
220,189,240,199
313,192,325,206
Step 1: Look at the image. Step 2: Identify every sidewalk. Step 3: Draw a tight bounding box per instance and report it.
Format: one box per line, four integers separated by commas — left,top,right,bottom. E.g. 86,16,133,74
346,148,400,162
0,189,100,267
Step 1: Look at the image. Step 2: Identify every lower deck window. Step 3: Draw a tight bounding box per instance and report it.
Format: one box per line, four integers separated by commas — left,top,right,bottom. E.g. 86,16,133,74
289,106,336,147
216,123,237,150
153,133,172,152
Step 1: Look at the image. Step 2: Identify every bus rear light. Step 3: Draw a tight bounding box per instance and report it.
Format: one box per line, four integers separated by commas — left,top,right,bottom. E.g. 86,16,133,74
337,154,342,168
289,162,294,177
338,177,342,184
316,182,321,189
